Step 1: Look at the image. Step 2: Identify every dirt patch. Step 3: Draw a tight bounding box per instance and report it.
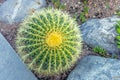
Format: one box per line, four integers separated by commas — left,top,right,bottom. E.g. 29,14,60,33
0,22,19,50
0,0,6,4
88,0,120,18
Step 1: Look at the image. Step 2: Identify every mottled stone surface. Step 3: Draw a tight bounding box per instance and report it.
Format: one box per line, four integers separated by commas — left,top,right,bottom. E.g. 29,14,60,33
0,33,37,80
0,0,46,23
67,55,120,80
80,16,120,54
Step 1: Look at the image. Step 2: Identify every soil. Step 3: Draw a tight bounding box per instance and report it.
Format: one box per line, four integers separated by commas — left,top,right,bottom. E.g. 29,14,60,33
0,0,120,80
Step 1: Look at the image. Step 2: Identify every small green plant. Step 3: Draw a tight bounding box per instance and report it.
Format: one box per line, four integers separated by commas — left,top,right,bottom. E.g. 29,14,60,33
80,12,87,23
51,0,66,10
93,46,119,59
105,2,110,9
115,21,120,48
111,54,119,59
93,46,107,56
16,9,82,76
113,13,120,59
73,13,77,20
115,11,120,16
79,0,89,23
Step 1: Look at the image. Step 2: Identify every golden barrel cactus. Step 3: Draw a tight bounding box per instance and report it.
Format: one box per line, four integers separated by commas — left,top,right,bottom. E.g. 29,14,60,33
16,9,82,75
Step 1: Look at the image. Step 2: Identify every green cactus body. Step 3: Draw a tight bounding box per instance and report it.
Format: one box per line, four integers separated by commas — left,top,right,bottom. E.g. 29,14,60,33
16,9,82,75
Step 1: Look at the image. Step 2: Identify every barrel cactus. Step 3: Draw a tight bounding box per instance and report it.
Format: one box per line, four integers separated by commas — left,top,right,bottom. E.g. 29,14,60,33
16,9,82,75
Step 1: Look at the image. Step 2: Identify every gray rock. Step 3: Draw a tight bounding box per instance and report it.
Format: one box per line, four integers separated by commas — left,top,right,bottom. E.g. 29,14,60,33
80,16,120,54
0,33,37,80
0,0,46,23
67,55,120,80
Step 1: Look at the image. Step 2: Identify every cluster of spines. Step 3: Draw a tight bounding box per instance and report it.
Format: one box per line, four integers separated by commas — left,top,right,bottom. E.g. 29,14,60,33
16,8,82,75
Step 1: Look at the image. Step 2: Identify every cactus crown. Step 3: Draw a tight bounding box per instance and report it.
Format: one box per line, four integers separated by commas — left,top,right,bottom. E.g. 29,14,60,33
16,8,82,76
46,31,62,47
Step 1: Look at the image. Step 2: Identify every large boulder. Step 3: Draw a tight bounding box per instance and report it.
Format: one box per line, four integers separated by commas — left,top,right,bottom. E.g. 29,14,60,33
0,0,46,23
0,33,37,80
80,16,120,55
67,55,120,80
